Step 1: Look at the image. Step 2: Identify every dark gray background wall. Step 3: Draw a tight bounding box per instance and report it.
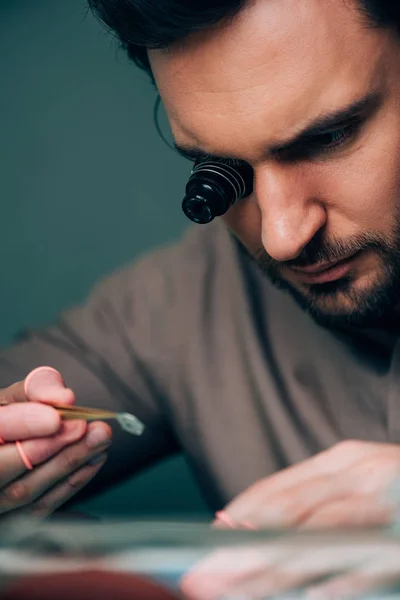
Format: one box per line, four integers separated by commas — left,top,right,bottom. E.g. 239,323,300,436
0,0,209,517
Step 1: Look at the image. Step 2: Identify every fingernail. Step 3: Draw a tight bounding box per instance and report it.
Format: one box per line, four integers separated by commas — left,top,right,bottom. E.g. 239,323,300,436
214,511,236,528
88,452,108,465
86,427,111,449
24,367,62,393
24,366,67,398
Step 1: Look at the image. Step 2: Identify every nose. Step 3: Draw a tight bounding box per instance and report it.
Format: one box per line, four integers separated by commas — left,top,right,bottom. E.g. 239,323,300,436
255,164,327,262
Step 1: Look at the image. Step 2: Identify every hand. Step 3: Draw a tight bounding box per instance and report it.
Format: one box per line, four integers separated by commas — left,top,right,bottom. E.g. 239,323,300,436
181,530,400,599
0,366,112,519
180,440,400,599
215,440,400,530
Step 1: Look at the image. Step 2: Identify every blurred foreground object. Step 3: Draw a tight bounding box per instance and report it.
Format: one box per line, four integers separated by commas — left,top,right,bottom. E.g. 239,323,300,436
0,571,179,600
2,517,400,598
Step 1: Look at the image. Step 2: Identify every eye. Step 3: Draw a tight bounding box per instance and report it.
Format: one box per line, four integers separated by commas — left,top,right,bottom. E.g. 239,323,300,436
281,118,363,162
313,121,360,151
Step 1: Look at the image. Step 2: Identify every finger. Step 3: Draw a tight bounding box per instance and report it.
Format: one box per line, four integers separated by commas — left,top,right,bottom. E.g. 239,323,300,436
220,441,389,526
306,558,400,600
0,402,61,441
224,472,353,528
222,545,368,599
0,367,75,406
218,566,325,600
30,453,108,520
180,546,293,600
0,421,112,513
300,495,393,529
206,541,385,600
0,420,87,489
24,366,75,405
0,380,28,404
181,555,260,600
0,366,76,441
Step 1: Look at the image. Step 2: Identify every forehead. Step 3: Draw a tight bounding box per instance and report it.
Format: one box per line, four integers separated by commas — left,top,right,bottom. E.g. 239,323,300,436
149,0,393,161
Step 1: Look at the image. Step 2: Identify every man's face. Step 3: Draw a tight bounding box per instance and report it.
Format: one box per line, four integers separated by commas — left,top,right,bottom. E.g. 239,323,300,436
149,0,400,327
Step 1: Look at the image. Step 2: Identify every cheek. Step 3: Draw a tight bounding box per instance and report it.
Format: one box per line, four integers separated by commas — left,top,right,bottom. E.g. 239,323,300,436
327,120,400,230
221,193,263,253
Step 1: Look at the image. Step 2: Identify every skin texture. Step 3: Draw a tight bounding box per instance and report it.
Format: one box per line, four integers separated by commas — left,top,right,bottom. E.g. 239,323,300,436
150,0,400,328
0,368,112,519
147,1,400,597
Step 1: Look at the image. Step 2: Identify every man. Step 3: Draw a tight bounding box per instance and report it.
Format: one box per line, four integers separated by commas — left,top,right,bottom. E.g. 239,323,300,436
1,0,400,583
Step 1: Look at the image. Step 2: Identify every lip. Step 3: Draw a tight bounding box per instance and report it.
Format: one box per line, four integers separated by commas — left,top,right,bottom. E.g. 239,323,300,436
288,253,359,285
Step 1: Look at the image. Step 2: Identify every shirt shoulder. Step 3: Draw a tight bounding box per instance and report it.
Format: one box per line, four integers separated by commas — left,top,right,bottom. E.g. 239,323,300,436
96,221,238,316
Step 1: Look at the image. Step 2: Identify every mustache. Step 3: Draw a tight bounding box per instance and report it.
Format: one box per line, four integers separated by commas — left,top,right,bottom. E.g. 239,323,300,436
255,231,395,270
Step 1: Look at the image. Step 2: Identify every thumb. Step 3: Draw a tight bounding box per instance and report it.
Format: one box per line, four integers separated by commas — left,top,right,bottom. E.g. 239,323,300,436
24,367,75,405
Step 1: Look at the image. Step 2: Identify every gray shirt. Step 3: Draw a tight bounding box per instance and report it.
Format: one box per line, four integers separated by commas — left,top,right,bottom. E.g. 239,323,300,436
0,222,398,511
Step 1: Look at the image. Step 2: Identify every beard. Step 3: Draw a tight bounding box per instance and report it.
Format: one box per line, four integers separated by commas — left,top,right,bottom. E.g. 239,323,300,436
250,226,400,329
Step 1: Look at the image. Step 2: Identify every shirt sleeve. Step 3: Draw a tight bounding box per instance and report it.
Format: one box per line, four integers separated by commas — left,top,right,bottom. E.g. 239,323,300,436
0,248,183,500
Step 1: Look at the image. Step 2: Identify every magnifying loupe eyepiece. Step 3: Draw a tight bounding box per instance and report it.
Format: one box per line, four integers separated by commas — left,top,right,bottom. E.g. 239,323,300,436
182,159,254,224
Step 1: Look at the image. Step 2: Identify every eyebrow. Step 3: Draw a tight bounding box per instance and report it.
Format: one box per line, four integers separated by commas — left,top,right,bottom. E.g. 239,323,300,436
174,90,381,163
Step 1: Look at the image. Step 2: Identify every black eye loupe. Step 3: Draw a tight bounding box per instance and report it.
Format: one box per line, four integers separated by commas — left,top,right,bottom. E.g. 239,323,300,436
182,159,254,224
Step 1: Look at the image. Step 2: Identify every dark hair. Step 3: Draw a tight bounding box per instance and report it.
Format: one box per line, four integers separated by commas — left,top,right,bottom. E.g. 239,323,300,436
88,0,400,81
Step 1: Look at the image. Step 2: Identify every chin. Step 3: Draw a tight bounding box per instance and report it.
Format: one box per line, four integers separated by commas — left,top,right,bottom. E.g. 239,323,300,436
276,271,400,329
